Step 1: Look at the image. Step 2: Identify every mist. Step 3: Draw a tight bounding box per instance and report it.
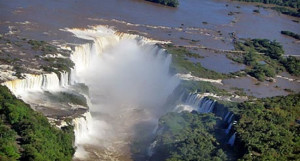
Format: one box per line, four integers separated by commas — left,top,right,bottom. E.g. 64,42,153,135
74,37,180,160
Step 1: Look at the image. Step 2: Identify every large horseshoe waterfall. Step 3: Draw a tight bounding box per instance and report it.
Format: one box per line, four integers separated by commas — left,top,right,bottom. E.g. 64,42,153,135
1,26,180,160
69,26,180,160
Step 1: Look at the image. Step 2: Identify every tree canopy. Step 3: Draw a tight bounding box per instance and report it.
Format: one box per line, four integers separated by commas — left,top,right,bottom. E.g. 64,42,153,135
0,85,75,161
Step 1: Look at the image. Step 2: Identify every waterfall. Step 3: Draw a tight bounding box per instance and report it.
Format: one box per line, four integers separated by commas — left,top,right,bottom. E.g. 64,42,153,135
225,123,233,134
152,124,159,134
71,43,93,75
147,140,157,157
228,132,236,146
227,113,234,124
198,97,216,113
65,26,180,159
68,27,143,82
72,111,93,145
184,93,216,113
2,72,65,95
223,111,231,121
59,71,69,87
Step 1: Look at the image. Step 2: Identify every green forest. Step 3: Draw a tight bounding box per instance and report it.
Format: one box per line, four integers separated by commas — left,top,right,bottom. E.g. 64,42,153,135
151,94,300,161
150,112,227,161
236,0,300,17
0,85,75,161
236,0,300,8
236,94,300,160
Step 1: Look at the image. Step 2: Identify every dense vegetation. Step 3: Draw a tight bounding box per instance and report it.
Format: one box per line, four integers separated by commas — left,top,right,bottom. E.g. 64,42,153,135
236,0,300,17
146,0,179,7
28,40,75,75
230,38,300,81
0,85,75,161
152,93,300,161
271,6,300,17
235,94,300,160
281,30,300,40
42,57,75,75
150,112,227,161
236,0,300,8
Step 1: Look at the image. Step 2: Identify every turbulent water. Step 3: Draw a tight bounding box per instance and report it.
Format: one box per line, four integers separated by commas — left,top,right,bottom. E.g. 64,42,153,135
68,26,180,160
1,26,179,160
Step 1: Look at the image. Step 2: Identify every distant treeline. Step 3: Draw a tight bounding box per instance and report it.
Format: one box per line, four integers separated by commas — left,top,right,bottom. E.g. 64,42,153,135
146,0,179,7
236,0,300,8
0,85,75,161
236,0,300,17
281,30,300,40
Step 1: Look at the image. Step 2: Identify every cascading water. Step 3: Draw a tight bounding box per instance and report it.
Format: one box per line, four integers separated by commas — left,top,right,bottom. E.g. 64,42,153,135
2,72,62,95
227,113,234,124
225,123,233,134
228,132,236,146
224,111,231,121
73,112,93,145
66,26,180,160
174,93,216,113
60,71,70,87
147,141,157,157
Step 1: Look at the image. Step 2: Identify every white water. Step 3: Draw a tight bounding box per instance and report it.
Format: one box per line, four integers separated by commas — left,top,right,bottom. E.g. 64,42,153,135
227,113,234,124
228,132,236,146
0,25,179,160
2,72,63,96
147,140,157,157
225,123,233,134
67,26,180,160
223,111,231,121
174,93,216,113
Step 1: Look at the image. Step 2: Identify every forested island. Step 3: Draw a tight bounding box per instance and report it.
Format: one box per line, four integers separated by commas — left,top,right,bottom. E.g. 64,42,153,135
236,0,300,17
231,38,300,81
237,0,299,8
146,0,179,7
281,30,300,40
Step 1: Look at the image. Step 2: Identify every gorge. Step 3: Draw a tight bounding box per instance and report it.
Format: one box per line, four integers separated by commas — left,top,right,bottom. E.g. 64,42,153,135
1,0,299,160
2,26,181,160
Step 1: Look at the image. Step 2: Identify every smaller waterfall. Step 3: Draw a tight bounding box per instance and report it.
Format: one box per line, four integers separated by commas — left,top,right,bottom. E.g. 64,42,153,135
223,111,231,121
147,140,157,157
41,73,60,90
198,97,216,113
227,114,234,124
73,111,93,145
59,71,69,87
225,123,233,134
71,43,93,75
227,132,236,146
152,124,159,134
184,93,216,113
2,72,62,95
